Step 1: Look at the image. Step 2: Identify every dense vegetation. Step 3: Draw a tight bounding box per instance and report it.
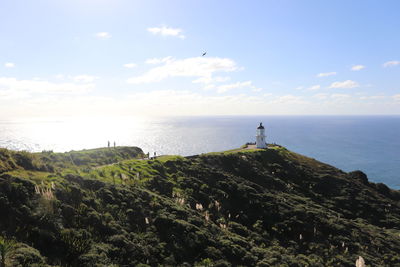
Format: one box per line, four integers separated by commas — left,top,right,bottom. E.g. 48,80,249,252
0,145,399,266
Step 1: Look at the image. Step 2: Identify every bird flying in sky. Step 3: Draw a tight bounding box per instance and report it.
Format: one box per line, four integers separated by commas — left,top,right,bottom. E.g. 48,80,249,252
202,52,207,56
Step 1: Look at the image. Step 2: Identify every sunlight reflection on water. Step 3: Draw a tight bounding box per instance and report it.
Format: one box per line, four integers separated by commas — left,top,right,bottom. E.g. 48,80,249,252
0,116,249,156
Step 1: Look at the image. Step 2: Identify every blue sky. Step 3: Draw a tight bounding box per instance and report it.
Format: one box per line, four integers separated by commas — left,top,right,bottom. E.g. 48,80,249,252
1,0,400,118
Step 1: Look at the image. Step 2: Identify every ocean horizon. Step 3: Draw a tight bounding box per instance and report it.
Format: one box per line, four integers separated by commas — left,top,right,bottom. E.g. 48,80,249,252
1,115,399,189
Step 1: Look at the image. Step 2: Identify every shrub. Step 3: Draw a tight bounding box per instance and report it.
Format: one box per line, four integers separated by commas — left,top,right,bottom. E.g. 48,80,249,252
10,243,46,267
0,236,16,267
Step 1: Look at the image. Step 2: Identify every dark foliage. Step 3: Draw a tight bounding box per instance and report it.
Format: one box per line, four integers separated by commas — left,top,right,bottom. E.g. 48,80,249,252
0,147,399,266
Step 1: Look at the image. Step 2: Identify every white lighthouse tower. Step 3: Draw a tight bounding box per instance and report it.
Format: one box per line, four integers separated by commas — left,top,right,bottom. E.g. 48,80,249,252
256,122,267,148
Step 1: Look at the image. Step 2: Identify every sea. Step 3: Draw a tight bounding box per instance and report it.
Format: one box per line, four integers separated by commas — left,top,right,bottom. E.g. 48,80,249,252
0,115,399,189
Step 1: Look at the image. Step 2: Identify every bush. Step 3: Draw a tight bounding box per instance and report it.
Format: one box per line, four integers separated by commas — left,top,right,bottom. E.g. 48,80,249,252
10,243,46,267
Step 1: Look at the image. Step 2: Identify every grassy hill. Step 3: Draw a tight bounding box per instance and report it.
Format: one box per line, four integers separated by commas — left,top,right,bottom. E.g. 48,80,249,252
0,145,399,266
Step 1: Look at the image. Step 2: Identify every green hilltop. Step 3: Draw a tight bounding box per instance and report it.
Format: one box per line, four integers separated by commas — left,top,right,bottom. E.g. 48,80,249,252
0,145,399,266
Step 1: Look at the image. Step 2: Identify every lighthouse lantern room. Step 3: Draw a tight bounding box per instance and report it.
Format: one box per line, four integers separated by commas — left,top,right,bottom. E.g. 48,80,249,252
256,122,267,148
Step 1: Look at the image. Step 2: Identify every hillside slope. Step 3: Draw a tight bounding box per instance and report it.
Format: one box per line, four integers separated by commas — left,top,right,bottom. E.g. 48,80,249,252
0,146,399,266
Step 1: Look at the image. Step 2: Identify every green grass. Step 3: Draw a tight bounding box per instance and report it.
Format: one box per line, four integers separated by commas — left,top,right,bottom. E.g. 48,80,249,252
202,147,264,156
82,158,163,185
202,143,288,157
5,169,55,183
40,146,144,169
155,155,185,162
1,144,307,188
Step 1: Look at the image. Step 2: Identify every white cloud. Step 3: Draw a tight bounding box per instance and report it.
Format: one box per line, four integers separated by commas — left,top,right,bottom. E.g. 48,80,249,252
295,86,304,90
127,56,238,84
313,93,329,100
217,81,252,93
121,90,270,116
95,32,112,39
2,88,399,119
0,88,30,100
331,94,351,99
0,77,94,98
193,76,230,84
202,84,215,91
145,56,174,65
4,62,15,68
317,72,336,77
72,75,98,83
351,65,365,71
271,94,305,104
123,63,137,68
393,94,400,101
147,26,185,39
359,95,385,100
329,80,359,89
308,84,321,91
383,61,400,68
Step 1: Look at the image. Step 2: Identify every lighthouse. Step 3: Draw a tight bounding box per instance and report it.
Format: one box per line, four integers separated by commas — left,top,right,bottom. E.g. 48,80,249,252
256,122,267,148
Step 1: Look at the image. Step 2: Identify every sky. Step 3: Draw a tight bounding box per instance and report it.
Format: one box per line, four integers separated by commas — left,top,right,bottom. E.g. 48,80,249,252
1,0,400,118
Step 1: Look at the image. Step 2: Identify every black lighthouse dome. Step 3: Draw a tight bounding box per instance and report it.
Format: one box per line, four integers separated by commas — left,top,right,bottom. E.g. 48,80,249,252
257,122,264,129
